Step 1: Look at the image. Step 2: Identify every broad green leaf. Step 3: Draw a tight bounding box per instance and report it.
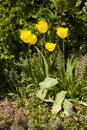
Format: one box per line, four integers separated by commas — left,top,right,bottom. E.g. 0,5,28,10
36,89,47,100
39,77,58,90
36,77,58,102
63,99,74,115
35,46,49,77
52,91,66,115
36,77,58,100
63,99,78,121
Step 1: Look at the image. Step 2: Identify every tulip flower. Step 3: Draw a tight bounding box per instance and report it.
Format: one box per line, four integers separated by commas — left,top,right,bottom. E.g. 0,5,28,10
20,30,32,43
28,34,37,45
20,30,37,45
45,42,56,52
37,19,48,33
57,27,68,39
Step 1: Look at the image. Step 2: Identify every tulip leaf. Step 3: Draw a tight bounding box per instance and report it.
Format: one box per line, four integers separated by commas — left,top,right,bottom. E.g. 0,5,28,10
66,56,75,82
39,77,58,90
35,46,49,77
52,91,66,115
76,101,87,107
36,77,58,100
36,89,47,100
69,99,87,107
63,99,78,121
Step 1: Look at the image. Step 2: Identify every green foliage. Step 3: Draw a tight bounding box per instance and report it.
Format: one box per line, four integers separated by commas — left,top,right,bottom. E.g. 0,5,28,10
34,42,87,118
52,91,66,115
35,46,49,77
63,99,78,120
36,77,58,101
0,0,87,123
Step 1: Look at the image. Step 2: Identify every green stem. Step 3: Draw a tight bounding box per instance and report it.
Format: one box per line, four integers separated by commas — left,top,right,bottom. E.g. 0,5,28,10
27,45,39,87
35,46,49,77
42,34,46,55
63,40,65,73
20,43,39,87
43,33,45,45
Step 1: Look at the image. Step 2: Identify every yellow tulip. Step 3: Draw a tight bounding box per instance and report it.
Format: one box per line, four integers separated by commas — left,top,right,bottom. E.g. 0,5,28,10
20,30,32,43
45,42,56,52
37,19,48,33
57,27,68,39
28,34,37,45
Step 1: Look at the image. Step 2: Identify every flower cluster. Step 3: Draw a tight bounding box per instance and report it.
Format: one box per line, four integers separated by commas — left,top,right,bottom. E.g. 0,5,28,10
20,19,68,51
20,30,37,45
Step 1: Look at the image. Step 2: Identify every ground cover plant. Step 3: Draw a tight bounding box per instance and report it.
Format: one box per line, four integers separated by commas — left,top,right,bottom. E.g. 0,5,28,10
0,0,87,129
